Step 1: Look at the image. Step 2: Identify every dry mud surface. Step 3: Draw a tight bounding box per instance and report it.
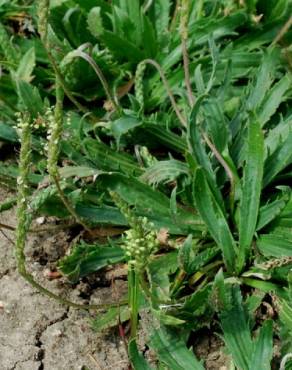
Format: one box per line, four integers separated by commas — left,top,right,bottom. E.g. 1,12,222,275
0,189,229,370
0,190,129,370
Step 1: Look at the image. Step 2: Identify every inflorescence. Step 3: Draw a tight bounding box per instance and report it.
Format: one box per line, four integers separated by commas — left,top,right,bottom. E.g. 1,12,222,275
110,191,159,271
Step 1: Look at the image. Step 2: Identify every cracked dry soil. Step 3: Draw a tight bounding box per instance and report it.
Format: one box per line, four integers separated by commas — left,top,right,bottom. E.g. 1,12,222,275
0,189,129,370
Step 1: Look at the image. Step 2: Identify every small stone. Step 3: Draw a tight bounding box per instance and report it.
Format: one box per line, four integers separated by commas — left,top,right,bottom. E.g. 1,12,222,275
36,216,46,225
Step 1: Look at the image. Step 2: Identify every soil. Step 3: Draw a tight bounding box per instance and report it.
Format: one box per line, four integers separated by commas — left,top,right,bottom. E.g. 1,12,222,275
0,188,229,370
0,189,128,370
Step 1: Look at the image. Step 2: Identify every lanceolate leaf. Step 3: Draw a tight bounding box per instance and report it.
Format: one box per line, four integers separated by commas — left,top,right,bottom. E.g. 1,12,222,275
83,138,142,175
193,168,237,273
148,327,204,370
258,74,291,128
58,242,125,282
220,285,253,370
249,320,273,370
256,193,289,231
238,119,264,272
246,49,278,111
257,231,292,257
188,96,225,213
129,339,153,370
263,130,292,187
141,159,189,186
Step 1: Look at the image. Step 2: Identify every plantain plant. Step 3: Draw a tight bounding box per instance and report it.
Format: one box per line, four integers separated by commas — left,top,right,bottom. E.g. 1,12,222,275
0,0,292,369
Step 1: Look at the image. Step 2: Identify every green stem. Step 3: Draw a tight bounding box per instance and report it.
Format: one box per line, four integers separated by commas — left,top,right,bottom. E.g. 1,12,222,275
128,265,139,338
69,47,120,113
15,114,123,310
141,59,187,127
37,0,90,115
180,0,194,107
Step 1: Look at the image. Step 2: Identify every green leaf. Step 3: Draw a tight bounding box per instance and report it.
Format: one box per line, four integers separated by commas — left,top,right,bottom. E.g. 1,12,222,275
142,13,157,58
258,74,291,128
247,49,278,111
220,285,253,370
87,6,104,38
75,204,127,225
141,160,189,186
111,115,142,146
58,166,104,178
182,284,213,315
238,119,264,271
148,327,204,370
147,252,178,304
193,168,237,273
129,339,153,370
178,235,194,273
188,96,226,212
257,231,292,257
16,80,44,118
83,138,142,175
100,30,145,63
257,193,290,231
152,309,186,326
249,320,273,370
142,124,187,153
203,98,228,153
0,122,18,142
178,236,219,274
263,130,292,187
92,306,130,332
186,246,220,274
279,299,292,332
98,173,204,236
58,241,125,282
15,47,35,82
264,115,292,159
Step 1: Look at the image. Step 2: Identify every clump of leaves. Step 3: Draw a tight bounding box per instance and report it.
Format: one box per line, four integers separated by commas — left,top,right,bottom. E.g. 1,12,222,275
1,0,292,369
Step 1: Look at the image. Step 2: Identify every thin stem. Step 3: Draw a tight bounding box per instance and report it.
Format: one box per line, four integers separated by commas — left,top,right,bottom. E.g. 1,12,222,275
70,47,120,112
19,270,127,310
142,59,187,127
202,132,235,211
180,0,195,107
170,1,181,32
271,16,292,46
0,221,77,234
15,114,124,311
47,50,90,115
37,0,89,115
280,353,292,370
47,76,93,236
128,265,139,338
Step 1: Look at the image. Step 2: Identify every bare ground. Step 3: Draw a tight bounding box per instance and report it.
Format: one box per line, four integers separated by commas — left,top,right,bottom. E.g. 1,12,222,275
0,189,128,370
0,188,230,370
